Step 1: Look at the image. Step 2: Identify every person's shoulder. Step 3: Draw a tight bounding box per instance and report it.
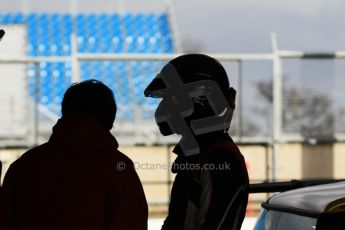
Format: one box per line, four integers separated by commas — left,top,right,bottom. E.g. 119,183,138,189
102,148,136,173
18,143,51,161
103,147,132,163
206,141,244,162
3,143,50,176
113,149,134,165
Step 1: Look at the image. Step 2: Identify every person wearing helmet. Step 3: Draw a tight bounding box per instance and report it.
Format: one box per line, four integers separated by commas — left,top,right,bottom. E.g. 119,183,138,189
145,54,249,230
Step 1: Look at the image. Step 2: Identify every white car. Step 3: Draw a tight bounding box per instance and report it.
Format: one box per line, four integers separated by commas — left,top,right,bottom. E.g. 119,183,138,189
253,180,345,230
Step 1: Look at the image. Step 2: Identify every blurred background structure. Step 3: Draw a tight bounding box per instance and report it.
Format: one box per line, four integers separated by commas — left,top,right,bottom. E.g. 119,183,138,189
1,0,345,228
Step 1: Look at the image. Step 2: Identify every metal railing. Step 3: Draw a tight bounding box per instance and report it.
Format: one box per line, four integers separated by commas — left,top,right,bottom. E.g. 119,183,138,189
1,33,345,180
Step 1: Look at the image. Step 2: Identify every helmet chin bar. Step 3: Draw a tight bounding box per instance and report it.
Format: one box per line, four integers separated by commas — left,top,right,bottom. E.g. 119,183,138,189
157,121,174,136
157,107,234,137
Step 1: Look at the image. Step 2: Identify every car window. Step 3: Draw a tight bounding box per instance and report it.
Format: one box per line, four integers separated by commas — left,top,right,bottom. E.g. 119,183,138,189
254,209,267,230
275,211,317,230
254,209,281,230
265,210,282,229
254,209,317,230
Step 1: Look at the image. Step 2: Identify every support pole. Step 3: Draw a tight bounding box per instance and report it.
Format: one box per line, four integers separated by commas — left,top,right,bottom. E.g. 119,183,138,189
70,0,78,16
71,34,80,83
33,63,40,146
271,32,282,181
165,0,183,52
117,0,125,15
237,60,243,140
21,0,30,15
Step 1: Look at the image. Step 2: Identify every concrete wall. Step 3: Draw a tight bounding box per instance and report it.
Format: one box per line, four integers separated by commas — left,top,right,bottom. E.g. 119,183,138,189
1,142,345,215
0,25,28,142
333,143,345,179
302,144,334,179
277,143,303,180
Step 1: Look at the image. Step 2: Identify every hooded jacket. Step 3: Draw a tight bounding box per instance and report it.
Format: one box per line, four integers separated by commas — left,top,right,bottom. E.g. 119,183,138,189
0,115,148,230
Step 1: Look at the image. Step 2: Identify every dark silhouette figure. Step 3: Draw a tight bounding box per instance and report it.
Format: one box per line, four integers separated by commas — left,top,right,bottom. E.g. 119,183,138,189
144,54,249,229
0,29,4,189
0,29,5,41
0,80,148,230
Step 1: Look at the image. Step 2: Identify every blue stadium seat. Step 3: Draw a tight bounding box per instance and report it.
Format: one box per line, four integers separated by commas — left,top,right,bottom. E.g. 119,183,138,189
0,13,24,24
27,13,37,23
1,12,174,119
13,12,24,23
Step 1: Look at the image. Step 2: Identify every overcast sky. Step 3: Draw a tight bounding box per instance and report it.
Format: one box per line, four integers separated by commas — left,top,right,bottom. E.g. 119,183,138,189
173,0,345,52
1,0,345,52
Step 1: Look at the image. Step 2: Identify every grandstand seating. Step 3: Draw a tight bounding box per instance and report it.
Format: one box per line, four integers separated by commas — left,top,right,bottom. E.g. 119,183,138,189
0,12,174,119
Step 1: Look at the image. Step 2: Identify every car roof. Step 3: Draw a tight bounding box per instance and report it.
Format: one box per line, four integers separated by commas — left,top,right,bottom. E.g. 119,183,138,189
263,181,345,217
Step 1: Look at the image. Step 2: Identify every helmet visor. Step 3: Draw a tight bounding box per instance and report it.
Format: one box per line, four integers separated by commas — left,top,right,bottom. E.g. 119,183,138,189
144,75,167,98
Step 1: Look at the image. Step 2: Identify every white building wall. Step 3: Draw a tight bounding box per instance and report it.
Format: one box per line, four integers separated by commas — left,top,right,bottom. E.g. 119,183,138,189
0,25,28,145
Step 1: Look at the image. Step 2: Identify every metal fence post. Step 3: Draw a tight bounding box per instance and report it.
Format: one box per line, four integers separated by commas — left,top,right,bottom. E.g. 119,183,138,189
271,32,282,181
71,33,80,83
237,60,243,140
33,62,40,146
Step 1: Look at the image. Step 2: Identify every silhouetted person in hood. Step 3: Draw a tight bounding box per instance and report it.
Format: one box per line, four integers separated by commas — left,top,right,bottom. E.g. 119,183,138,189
0,79,148,230
144,54,249,230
